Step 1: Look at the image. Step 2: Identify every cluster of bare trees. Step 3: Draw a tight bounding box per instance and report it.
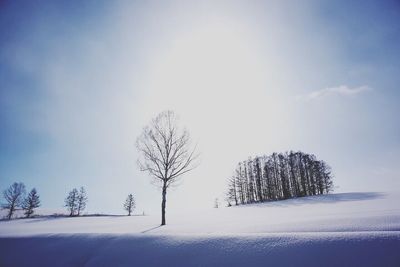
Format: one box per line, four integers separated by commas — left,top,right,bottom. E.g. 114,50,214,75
2,183,138,219
64,187,88,216
226,151,333,206
1,182,41,219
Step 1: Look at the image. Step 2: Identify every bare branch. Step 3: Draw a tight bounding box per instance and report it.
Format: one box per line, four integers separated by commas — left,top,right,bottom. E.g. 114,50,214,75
136,110,199,187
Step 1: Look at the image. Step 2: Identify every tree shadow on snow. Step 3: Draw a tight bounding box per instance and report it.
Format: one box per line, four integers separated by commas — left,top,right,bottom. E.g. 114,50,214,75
23,214,128,223
238,192,386,208
141,225,162,234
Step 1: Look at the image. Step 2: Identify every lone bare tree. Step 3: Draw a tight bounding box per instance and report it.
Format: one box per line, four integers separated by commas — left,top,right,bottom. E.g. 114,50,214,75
136,110,199,225
124,194,135,216
2,182,26,220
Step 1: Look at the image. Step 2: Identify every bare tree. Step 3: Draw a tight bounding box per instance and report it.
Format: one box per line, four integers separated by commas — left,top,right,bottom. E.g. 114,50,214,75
124,194,135,216
226,175,238,206
77,187,88,216
136,110,199,225
22,188,41,218
214,198,219,208
65,188,79,216
2,182,26,220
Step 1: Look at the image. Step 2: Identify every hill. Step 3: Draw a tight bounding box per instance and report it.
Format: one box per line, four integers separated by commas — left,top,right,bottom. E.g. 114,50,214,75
0,192,399,266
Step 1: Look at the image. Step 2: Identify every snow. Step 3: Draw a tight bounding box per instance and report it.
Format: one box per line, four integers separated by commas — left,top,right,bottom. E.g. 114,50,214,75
1,192,400,266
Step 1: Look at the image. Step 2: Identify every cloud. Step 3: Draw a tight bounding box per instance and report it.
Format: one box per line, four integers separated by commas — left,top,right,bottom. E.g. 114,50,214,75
308,85,372,100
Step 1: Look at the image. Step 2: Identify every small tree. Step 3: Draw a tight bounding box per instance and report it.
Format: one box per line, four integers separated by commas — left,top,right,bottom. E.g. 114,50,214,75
136,110,199,226
214,198,219,208
22,188,41,218
124,194,135,216
77,187,88,216
2,182,26,220
65,188,78,216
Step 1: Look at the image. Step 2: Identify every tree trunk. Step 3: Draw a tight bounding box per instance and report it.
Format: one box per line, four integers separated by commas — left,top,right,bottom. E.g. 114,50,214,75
7,208,12,220
161,183,167,225
7,201,16,220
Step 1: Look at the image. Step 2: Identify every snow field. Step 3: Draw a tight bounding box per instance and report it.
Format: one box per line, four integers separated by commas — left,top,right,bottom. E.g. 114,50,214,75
1,192,399,266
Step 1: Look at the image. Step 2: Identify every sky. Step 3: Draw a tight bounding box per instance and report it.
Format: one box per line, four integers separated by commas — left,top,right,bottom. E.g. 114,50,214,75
0,0,399,215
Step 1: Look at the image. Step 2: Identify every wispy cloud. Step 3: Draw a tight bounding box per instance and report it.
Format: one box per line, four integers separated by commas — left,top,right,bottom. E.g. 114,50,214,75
307,85,372,100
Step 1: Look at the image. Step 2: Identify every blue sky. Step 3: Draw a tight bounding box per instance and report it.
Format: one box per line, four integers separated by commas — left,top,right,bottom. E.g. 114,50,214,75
1,0,399,214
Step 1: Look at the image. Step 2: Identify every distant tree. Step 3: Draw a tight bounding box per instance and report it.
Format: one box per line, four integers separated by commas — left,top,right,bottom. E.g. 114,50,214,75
124,194,135,216
65,188,79,216
77,187,88,216
288,151,300,197
278,153,290,199
22,188,41,218
226,175,238,206
320,161,333,194
2,182,26,220
236,163,246,204
136,110,199,226
214,198,219,208
254,157,263,202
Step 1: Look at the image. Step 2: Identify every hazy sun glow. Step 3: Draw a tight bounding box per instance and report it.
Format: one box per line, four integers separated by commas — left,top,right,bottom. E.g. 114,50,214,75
144,17,267,112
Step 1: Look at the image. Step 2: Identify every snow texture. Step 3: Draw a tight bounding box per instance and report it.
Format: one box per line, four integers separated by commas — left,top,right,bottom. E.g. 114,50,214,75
1,192,399,266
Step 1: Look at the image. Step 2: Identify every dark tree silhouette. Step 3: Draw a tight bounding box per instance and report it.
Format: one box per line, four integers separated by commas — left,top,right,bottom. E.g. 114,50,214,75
226,175,238,206
77,187,88,216
2,182,26,220
22,188,41,218
124,194,135,216
136,110,199,225
65,188,79,216
227,151,334,205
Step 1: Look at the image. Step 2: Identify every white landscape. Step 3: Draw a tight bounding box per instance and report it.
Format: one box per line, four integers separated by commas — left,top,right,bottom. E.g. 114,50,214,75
1,1,400,266
1,191,399,266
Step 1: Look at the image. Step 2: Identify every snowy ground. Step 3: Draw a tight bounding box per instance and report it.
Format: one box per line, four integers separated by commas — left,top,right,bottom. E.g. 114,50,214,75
1,192,400,266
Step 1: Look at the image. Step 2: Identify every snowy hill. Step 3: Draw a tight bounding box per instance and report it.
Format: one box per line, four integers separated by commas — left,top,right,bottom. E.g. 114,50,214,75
1,192,400,266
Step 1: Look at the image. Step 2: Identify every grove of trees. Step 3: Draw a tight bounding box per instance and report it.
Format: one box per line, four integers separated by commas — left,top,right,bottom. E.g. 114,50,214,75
226,151,333,206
